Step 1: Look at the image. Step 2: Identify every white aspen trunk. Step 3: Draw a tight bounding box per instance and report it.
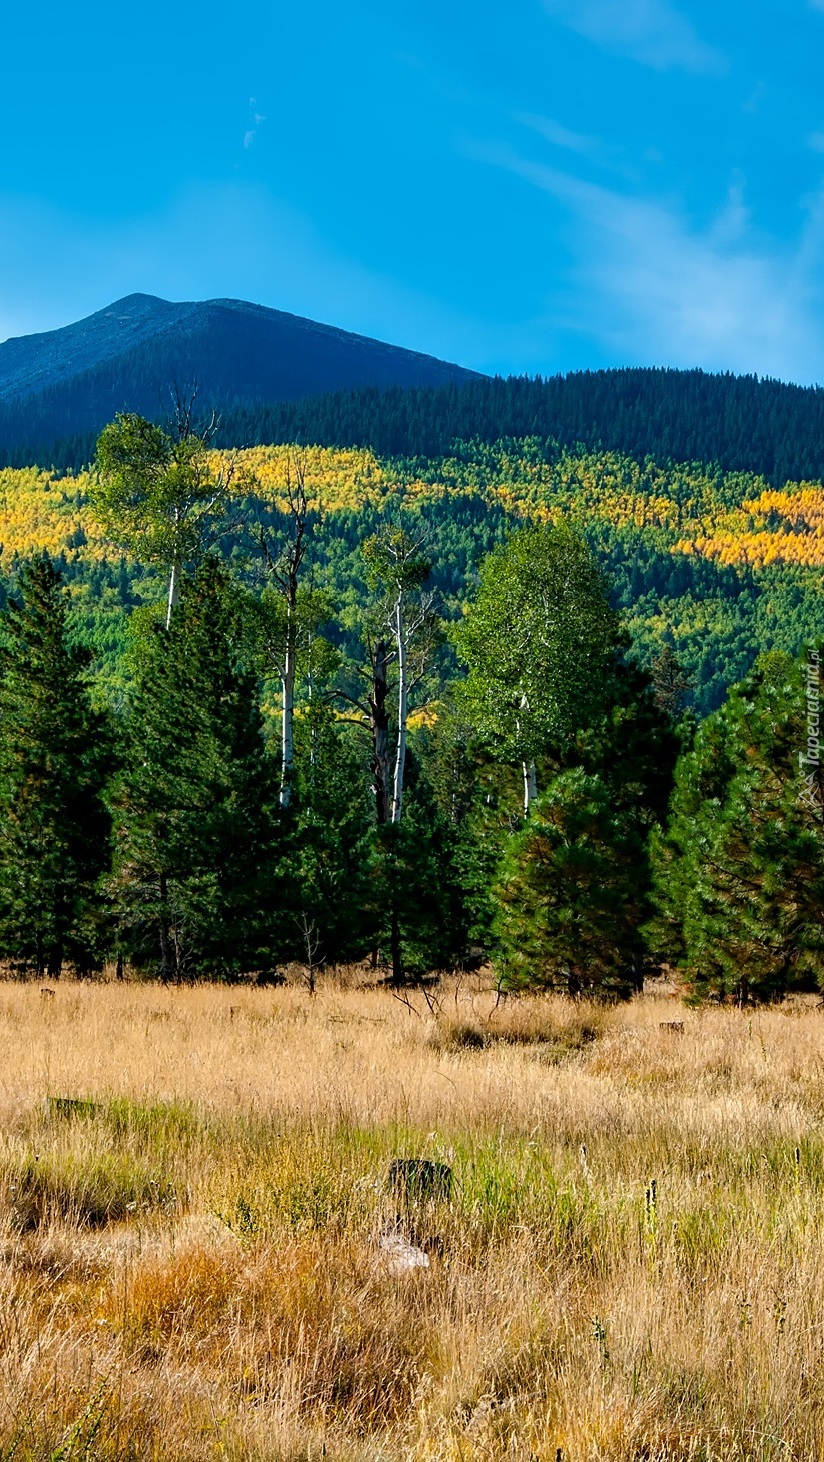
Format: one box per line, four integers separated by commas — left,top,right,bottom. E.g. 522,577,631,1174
522,759,538,816
517,690,537,815
166,508,181,630
391,594,407,825
165,560,178,630
280,603,296,808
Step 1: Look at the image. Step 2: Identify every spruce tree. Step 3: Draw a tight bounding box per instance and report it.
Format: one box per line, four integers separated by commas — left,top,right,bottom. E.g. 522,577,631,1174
0,556,112,976
113,558,278,980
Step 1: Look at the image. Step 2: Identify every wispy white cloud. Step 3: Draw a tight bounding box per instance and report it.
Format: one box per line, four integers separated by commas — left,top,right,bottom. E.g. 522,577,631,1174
242,99,265,150
543,0,725,75
481,143,824,382
515,112,626,172
517,113,603,158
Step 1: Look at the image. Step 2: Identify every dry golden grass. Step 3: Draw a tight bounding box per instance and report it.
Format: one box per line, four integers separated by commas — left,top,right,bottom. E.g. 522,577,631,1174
3,978,824,1459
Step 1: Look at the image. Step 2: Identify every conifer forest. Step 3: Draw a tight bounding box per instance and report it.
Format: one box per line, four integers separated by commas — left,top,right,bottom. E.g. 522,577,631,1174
1,402,822,1004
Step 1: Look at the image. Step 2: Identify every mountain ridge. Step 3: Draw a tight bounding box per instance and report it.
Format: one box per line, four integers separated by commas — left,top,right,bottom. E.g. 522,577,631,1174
0,293,481,454
3,296,824,487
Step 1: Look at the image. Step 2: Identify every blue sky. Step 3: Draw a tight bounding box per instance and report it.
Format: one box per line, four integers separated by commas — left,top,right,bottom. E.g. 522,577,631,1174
2,0,824,382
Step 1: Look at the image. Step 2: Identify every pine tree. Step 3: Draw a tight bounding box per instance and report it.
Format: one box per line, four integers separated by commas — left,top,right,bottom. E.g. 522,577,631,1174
412,711,505,953
365,748,472,983
112,558,278,980
284,705,374,976
650,651,824,1002
650,644,693,719
0,556,113,976
493,769,647,996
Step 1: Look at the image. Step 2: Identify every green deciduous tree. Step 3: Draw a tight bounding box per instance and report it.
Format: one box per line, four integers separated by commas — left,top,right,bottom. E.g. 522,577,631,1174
453,524,618,813
0,556,113,976
94,404,245,627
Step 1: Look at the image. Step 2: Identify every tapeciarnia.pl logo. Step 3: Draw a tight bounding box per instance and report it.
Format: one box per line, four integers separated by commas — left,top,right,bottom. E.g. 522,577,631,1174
799,649,821,810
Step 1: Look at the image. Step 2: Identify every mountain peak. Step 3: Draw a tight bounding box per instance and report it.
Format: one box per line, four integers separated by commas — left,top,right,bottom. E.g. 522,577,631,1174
0,295,481,456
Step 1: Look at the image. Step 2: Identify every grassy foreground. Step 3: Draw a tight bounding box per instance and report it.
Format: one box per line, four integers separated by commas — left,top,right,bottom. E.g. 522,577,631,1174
2,980,824,1460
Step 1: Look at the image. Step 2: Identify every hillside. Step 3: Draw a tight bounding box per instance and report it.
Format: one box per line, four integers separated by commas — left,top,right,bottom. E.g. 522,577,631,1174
3,437,824,715
0,294,480,462
213,369,824,488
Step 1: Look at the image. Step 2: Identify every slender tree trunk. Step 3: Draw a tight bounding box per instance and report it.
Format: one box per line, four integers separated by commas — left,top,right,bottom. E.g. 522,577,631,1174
522,759,538,816
371,639,391,825
165,560,179,631
391,597,407,824
390,898,403,987
172,918,183,984
368,641,393,971
280,601,296,808
158,873,172,984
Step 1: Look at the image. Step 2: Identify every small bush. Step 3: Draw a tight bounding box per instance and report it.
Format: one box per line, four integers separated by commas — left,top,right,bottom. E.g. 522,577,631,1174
4,1150,178,1230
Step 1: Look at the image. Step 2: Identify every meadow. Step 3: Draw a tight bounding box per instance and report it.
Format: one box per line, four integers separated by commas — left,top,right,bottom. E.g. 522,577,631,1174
3,978,824,1459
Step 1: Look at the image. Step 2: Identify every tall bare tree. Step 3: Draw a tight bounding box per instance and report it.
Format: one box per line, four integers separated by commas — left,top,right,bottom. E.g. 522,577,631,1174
255,452,331,808
362,523,439,824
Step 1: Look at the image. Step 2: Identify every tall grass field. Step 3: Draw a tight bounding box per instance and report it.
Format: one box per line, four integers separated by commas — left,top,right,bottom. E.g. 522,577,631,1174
2,977,824,1459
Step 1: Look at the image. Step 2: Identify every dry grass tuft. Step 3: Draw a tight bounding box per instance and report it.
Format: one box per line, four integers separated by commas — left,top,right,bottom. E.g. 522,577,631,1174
429,992,606,1056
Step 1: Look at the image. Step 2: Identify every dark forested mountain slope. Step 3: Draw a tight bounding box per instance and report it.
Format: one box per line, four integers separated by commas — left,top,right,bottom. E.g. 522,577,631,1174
0,294,480,460
214,369,824,487
3,297,824,486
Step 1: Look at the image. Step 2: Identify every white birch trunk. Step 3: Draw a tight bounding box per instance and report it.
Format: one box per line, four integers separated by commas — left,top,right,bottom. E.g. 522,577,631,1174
280,603,296,808
391,594,407,824
522,759,538,816
165,560,178,630
166,508,182,630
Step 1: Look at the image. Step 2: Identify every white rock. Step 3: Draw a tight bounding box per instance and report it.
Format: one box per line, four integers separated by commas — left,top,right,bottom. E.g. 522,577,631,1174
378,1232,430,1275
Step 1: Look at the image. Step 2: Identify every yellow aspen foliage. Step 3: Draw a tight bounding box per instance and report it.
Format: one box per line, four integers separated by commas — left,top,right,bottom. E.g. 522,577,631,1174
0,445,820,572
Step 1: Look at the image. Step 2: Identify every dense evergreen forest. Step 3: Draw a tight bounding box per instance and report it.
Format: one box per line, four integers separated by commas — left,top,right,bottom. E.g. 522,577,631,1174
6,367,824,485
0,409,822,1000
214,370,824,487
